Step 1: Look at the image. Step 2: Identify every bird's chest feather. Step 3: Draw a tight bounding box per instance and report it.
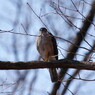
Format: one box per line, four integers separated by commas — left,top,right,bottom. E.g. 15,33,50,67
40,36,52,51
38,36,54,59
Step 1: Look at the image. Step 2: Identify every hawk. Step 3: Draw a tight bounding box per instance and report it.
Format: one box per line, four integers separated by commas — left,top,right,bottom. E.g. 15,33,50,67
36,27,58,82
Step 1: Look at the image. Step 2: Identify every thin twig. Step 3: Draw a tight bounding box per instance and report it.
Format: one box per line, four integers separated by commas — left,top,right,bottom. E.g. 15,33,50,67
27,2,47,28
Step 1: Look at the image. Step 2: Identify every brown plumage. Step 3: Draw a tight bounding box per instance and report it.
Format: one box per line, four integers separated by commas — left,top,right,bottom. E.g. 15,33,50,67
36,27,58,82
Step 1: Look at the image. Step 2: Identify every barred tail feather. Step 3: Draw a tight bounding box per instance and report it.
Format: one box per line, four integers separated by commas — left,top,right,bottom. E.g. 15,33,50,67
49,68,58,82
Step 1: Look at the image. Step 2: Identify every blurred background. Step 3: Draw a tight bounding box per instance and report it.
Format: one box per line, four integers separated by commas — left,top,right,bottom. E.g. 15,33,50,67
0,0,95,95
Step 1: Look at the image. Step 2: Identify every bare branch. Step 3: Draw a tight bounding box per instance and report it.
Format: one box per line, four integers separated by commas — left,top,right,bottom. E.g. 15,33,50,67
0,30,92,52
0,59,94,70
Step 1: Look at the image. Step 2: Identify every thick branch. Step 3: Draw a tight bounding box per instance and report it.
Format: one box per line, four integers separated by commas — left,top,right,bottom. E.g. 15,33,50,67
0,59,95,70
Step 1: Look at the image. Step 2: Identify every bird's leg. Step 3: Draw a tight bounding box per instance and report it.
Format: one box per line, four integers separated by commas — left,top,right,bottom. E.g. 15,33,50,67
44,58,48,62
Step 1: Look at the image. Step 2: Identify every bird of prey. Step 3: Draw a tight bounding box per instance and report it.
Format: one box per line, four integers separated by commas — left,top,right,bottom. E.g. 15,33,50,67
36,27,58,82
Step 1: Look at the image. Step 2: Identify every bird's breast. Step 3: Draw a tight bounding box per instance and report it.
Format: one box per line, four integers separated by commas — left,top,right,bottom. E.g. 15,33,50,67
38,36,54,60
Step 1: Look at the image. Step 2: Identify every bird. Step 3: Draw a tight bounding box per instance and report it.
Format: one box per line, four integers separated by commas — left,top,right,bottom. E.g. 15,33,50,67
36,27,58,82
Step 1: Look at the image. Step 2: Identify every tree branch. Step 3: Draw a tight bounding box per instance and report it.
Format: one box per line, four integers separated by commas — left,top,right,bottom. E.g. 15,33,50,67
0,59,95,70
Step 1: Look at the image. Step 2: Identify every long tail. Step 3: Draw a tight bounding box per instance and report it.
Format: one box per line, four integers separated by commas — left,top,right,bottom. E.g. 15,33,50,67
49,68,58,82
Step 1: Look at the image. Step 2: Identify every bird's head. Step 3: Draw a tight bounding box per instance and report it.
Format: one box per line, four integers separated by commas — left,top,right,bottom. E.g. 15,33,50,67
39,27,48,36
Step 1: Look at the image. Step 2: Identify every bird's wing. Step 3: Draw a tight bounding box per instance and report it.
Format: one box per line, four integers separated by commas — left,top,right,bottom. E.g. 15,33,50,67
48,32,58,60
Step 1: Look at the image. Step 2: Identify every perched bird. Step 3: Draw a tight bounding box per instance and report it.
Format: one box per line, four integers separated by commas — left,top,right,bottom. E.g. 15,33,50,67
36,27,58,82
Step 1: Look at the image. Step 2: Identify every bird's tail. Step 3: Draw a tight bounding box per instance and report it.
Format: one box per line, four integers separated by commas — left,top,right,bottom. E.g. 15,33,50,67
49,68,58,82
